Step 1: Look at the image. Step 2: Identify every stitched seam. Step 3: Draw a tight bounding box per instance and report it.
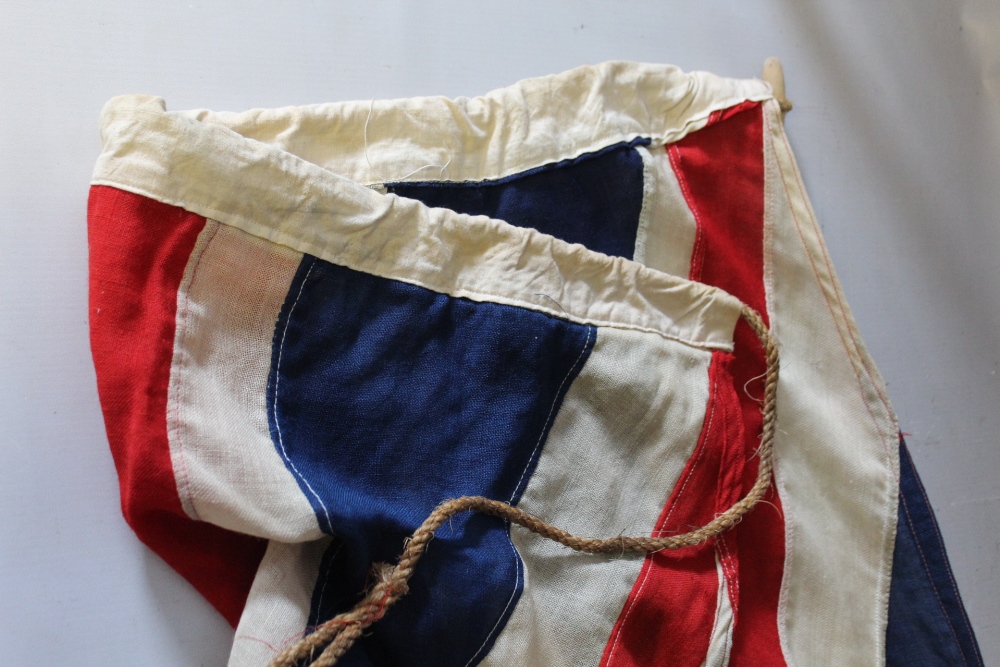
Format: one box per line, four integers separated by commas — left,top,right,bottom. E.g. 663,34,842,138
92,181,736,352
771,123,894,474
764,103,796,667
721,609,734,667
662,364,719,528
772,123,897,479
272,259,334,531
899,488,967,664
509,326,594,502
718,535,739,616
312,542,342,632
781,130,896,425
468,325,594,666
767,108,897,665
605,362,719,665
463,537,521,667
170,220,219,521
704,551,728,667
915,496,982,663
783,144,909,662
714,378,741,616
400,279,728,352
715,547,737,667
316,257,733,351
904,446,982,665
604,550,652,663
93,87,772,195
667,143,706,282
722,633,733,666
314,566,332,628
633,145,656,264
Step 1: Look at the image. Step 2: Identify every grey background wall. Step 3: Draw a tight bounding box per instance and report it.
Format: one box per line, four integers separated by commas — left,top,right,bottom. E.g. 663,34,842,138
1,1,997,664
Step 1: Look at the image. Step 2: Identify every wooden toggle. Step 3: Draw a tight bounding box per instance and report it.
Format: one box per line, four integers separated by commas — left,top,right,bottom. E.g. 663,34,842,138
762,57,793,116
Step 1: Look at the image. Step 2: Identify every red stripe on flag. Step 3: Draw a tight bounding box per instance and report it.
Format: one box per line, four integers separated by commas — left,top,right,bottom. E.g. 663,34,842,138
88,185,265,627
706,99,761,128
600,351,747,667
671,103,787,666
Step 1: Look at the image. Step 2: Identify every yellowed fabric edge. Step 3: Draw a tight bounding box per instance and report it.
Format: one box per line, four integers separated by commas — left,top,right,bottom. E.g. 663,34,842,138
180,61,772,185
763,99,900,666
93,89,745,350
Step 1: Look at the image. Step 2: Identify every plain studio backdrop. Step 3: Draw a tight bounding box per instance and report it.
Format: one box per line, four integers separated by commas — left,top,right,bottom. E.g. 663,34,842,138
1,2,998,664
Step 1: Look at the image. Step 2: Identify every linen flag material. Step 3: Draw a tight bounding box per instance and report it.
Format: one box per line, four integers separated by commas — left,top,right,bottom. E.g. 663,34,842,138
88,62,982,666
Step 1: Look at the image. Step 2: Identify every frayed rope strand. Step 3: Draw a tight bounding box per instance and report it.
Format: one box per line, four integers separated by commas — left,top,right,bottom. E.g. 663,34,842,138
269,303,778,667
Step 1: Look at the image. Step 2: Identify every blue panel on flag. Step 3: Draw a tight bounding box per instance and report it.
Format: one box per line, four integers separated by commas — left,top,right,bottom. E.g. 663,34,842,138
387,141,648,260
267,255,595,667
886,438,984,666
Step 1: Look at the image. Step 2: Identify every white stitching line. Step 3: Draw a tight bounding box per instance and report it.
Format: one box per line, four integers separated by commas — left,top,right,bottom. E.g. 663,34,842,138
272,259,334,532
606,362,719,664
704,551,729,667
169,220,219,521
463,536,522,667
312,542,342,631
717,535,739,616
721,575,735,667
707,553,726,666
632,145,656,265
714,390,740,616
466,325,594,666
667,143,706,280
509,326,594,503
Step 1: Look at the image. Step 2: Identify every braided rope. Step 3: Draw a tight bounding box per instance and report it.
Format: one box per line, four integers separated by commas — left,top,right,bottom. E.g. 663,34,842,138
269,303,777,667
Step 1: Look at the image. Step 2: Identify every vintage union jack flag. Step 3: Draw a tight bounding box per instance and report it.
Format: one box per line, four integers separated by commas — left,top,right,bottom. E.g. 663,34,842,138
88,63,981,666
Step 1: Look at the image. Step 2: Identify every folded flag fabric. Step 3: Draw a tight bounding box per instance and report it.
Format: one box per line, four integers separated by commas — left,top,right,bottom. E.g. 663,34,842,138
88,62,982,666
